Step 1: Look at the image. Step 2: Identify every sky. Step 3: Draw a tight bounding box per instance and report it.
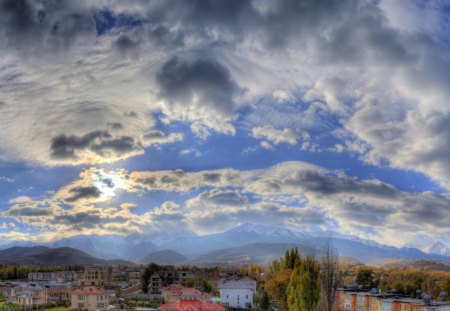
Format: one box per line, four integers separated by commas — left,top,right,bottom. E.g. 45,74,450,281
0,0,450,249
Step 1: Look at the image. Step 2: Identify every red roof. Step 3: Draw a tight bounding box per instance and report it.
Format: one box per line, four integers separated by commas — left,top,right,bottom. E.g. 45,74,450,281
162,285,211,299
72,286,108,295
159,299,224,311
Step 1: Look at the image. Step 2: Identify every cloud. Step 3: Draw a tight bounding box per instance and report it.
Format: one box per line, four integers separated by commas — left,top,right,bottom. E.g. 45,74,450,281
252,125,299,145
4,161,450,246
64,186,102,203
155,57,243,138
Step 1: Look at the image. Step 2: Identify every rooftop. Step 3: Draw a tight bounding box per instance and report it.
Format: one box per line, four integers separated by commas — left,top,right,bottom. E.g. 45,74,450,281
72,286,108,295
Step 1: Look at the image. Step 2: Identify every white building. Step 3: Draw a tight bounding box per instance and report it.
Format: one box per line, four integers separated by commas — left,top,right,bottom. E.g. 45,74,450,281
218,275,256,309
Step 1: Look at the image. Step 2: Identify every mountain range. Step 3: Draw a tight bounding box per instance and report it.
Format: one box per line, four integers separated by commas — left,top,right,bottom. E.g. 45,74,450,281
0,223,449,266
0,246,131,266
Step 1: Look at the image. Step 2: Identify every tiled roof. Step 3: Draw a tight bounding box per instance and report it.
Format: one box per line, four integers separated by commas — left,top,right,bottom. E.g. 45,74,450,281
72,286,108,295
159,299,224,311
162,285,211,299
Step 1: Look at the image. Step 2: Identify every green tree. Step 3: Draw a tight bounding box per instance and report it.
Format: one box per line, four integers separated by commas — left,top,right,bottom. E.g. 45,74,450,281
356,268,375,289
287,256,321,311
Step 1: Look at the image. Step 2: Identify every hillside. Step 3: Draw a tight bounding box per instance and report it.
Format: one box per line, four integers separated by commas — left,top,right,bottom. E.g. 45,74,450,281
0,246,132,266
188,242,321,267
140,250,188,265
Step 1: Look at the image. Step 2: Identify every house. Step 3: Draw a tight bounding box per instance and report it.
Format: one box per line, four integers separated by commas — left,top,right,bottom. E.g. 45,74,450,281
161,284,211,302
218,274,256,309
9,283,48,307
148,270,199,294
71,286,110,311
158,299,225,311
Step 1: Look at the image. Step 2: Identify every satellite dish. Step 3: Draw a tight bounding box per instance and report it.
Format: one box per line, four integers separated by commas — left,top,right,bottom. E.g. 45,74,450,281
370,288,378,294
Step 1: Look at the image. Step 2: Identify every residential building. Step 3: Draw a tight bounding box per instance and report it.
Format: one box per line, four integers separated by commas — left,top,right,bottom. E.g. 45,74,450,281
28,271,77,283
71,286,109,311
148,270,199,294
335,289,450,311
161,284,211,302
77,266,113,287
46,283,72,303
9,283,48,307
158,299,225,311
218,274,257,309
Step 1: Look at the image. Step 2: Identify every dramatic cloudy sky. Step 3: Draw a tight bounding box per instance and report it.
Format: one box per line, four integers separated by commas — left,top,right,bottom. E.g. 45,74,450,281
0,0,450,249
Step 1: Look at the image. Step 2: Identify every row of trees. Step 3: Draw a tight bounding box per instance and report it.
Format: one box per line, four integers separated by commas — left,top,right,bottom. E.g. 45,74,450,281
0,265,83,280
265,242,340,311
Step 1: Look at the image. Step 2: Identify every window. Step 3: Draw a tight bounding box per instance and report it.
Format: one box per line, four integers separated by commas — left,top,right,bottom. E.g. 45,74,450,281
78,295,85,300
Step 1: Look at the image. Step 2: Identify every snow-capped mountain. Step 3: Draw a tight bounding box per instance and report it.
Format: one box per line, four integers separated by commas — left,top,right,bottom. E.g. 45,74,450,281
228,222,307,238
428,241,450,256
1,223,449,265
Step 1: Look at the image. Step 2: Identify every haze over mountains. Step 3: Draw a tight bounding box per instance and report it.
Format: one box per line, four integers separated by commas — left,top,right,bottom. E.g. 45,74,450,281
0,223,449,266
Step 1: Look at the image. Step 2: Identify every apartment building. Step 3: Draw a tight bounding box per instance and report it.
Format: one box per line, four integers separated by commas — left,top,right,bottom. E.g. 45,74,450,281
148,270,199,294
71,286,110,311
77,266,113,287
9,283,48,307
335,289,450,311
218,274,257,309
28,271,77,283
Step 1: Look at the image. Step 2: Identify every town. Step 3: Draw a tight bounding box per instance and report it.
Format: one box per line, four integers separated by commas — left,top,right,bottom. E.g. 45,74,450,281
0,247,450,311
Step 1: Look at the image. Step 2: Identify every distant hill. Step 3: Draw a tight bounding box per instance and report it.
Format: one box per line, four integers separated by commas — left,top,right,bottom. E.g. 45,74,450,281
188,242,321,267
140,250,188,265
0,246,133,266
382,259,450,272
1,223,450,265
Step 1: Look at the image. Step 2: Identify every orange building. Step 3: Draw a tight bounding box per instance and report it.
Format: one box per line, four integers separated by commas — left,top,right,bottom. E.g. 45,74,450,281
335,289,450,311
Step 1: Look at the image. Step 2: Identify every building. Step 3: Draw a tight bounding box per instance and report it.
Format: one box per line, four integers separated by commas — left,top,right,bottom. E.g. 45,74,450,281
28,271,77,283
335,288,450,311
161,284,211,302
9,283,48,307
218,274,257,309
158,299,225,311
77,266,113,287
46,283,72,303
148,270,199,295
71,286,110,311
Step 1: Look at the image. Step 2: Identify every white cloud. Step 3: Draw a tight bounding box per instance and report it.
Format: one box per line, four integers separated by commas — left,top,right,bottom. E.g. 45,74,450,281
252,125,298,145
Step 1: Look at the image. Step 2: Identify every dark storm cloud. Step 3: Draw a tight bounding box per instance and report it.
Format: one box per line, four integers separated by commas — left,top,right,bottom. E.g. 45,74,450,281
202,173,222,182
0,0,95,52
143,130,164,139
197,189,248,206
5,206,53,217
64,186,102,203
54,211,127,230
107,122,123,130
50,130,141,160
156,57,243,116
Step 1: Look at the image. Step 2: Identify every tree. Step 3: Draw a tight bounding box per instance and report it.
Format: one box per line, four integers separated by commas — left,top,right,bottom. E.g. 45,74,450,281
265,270,291,310
288,255,321,311
356,268,375,289
141,263,160,293
319,239,340,311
